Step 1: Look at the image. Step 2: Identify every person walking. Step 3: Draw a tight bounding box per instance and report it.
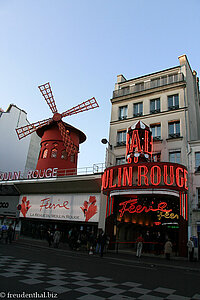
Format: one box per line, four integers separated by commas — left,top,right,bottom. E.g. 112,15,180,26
187,237,194,261
164,239,173,260
155,232,162,255
136,234,144,258
47,228,54,247
87,230,95,253
7,224,14,244
100,230,107,257
53,229,61,248
1,224,8,244
95,230,102,254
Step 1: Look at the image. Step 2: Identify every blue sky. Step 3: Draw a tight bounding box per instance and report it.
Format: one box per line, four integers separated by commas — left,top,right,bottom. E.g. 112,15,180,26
0,0,199,169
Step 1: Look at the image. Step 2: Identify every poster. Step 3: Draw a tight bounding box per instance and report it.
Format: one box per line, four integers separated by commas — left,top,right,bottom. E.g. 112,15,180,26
19,193,100,223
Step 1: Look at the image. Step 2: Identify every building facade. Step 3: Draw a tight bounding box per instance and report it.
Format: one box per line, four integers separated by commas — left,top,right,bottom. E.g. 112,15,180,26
104,55,200,257
0,104,41,174
0,104,41,226
0,103,106,242
188,140,200,258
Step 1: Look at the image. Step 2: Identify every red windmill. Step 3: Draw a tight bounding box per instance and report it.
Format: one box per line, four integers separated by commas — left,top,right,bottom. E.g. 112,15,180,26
16,82,99,175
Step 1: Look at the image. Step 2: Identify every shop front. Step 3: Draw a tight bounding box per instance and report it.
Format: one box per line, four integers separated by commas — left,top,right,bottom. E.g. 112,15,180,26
18,192,101,242
0,172,103,244
0,193,21,234
102,162,188,256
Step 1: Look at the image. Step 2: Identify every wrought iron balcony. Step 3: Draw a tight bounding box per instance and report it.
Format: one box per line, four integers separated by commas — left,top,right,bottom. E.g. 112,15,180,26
113,73,184,98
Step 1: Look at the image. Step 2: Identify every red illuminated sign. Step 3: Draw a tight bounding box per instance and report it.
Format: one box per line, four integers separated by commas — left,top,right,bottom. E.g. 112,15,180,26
101,162,188,192
126,121,153,164
118,198,172,218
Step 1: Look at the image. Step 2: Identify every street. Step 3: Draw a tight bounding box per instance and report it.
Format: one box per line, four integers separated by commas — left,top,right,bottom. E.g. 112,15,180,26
0,241,200,299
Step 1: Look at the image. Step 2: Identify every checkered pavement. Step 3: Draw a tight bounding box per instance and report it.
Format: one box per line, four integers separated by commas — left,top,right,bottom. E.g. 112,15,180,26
0,255,199,299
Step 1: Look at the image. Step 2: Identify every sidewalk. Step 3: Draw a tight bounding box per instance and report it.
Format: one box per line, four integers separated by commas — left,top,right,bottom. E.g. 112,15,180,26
13,236,200,272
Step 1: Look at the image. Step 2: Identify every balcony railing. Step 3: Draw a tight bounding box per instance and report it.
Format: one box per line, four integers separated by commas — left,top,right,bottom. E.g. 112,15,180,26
113,73,184,98
0,163,105,181
168,133,181,139
57,163,105,177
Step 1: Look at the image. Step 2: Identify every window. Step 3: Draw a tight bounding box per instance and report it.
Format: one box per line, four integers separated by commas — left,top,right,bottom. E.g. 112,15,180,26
51,148,58,158
168,121,180,138
152,153,161,162
117,130,126,146
150,124,161,140
135,82,144,92
161,76,167,85
42,149,48,159
150,98,160,113
61,150,68,160
119,106,127,120
70,154,75,163
151,78,160,88
116,157,126,165
195,152,200,172
133,102,143,117
168,94,179,110
197,188,200,209
169,151,181,163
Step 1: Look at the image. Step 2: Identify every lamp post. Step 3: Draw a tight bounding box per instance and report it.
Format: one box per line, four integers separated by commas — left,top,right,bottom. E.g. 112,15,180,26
101,138,115,167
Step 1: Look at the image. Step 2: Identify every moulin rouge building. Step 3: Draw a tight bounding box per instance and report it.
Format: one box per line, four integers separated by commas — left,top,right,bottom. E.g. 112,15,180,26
0,83,105,238
101,55,200,257
102,121,188,256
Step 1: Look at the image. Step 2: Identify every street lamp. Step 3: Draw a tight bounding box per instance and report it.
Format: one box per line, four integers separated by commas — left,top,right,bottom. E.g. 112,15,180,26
101,138,115,167
101,138,112,150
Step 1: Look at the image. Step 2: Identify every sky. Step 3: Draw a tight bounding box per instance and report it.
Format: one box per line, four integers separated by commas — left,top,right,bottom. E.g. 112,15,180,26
0,0,200,170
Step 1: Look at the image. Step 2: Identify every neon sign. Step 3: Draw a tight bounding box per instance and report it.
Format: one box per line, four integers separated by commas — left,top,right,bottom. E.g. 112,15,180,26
102,162,188,191
157,211,179,221
118,198,172,218
126,121,153,164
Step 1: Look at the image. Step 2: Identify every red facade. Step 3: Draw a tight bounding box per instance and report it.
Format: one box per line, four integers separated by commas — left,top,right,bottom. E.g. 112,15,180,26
36,122,86,175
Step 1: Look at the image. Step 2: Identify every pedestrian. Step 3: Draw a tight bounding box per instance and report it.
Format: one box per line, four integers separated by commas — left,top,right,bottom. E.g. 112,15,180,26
164,239,173,260
47,228,53,247
53,229,61,248
187,237,194,261
87,230,95,252
7,224,14,244
136,234,144,258
105,235,110,253
144,231,150,253
100,230,107,257
95,230,102,254
155,232,162,255
1,224,8,244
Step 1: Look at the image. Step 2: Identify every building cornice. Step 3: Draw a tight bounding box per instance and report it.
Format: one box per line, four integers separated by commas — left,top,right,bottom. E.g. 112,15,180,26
117,66,180,85
111,81,186,104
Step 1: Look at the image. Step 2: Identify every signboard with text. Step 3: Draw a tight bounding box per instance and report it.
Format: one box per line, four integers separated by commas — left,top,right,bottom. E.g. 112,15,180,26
19,193,100,223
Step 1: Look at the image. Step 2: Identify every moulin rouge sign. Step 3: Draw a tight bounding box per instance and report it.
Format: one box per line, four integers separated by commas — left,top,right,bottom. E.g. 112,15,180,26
102,121,188,192
0,168,58,181
102,162,188,192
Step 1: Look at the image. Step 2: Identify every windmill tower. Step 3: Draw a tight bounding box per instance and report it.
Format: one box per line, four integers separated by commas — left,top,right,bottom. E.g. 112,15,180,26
16,83,99,175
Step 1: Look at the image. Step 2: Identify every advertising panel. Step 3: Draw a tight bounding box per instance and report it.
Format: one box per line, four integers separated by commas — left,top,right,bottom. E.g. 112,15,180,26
19,193,100,223
0,196,19,216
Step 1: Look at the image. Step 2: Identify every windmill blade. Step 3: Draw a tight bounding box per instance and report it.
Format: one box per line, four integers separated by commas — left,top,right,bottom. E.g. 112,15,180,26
57,121,78,156
61,97,99,118
16,118,52,140
38,82,58,114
